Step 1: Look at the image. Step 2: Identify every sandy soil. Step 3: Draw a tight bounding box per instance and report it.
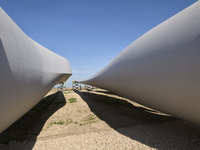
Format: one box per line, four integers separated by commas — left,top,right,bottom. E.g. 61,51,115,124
0,88,200,149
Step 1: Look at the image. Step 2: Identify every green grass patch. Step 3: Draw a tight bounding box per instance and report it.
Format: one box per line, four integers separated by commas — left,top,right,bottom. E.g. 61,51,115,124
57,120,65,125
50,120,65,125
66,118,73,124
48,118,73,127
74,121,78,124
80,114,99,125
63,91,73,94
68,98,77,103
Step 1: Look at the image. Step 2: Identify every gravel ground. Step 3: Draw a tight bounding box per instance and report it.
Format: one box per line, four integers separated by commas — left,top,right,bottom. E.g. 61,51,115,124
0,89,200,150
0,128,150,150
1,121,200,150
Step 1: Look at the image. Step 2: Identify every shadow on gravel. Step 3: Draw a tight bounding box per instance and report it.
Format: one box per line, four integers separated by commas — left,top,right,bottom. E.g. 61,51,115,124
94,90,115,95
0,91,66,149
74,90,200,149
74,90,178,128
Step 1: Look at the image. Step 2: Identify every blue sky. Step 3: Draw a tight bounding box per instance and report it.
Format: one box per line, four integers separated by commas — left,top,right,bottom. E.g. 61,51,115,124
1,0,198,87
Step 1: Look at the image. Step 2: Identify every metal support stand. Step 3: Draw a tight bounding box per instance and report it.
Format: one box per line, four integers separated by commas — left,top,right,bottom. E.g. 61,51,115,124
72,81,81,90
85,85,93,91
57,82,66,91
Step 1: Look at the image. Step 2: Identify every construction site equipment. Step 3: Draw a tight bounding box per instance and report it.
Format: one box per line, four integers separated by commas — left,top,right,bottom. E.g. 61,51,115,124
85,85,93,91
57,82,66,91
72,81,81,90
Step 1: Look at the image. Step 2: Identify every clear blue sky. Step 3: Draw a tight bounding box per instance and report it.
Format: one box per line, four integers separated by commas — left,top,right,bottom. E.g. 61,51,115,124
1,0,198,87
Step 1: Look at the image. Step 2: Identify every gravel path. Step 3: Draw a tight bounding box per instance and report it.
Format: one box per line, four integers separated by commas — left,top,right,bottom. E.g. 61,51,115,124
0,89,200,150
1,121,200,150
